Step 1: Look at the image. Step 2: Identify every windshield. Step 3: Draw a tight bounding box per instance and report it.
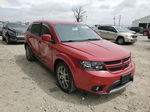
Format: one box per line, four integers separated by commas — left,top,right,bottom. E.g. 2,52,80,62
7,23,28,29
115,26,130,32
0,24,3,28
54,24,101,42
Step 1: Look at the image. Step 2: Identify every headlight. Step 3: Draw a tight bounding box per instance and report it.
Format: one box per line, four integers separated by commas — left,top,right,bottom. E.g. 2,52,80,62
8,30,16,36
79,60,106,71
126,35,132,38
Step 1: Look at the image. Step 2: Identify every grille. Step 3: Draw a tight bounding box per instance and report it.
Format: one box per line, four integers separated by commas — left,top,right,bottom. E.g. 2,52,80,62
104,60,121,65
16,32,24,36
108,66,122,71
104,57,130,72
123,57,130,62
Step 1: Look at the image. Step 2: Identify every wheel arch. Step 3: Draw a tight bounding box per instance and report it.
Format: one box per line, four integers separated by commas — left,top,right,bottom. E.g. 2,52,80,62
116,36,124,41
53,53,77,84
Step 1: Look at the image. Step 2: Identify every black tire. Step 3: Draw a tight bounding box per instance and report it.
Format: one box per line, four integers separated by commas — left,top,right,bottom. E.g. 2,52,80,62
143,31,148,36
148,35,150,39
6,37,11,44
2,36,6,41
56,62,76,93
25,45,36,61
117,37,125,45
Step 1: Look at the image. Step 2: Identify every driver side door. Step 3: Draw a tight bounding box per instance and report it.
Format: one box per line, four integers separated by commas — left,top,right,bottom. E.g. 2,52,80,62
39,24,54,69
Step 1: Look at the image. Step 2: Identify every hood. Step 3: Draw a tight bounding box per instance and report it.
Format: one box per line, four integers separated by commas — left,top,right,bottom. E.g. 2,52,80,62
9,27,27,33
61,40,130,61
120,32,136,36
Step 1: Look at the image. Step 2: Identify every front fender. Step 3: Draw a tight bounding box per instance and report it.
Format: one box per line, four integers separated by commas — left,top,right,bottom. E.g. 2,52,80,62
54,53,77,74
54,53,78,85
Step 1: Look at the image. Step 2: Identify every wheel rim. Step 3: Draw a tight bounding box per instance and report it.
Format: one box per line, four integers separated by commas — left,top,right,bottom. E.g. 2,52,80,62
57,66,70,89
118,38,123,44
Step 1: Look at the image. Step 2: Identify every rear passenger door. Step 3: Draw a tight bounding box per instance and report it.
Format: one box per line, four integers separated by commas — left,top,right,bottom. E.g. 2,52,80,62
106,26,117,40
98,26,109,39
39,24,54,69
28,23,41,56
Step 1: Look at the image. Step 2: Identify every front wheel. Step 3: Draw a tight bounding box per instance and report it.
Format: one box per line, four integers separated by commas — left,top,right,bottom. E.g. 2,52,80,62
117,37,125,45
56,62,76,93
6,37,11,44
148,35,150,39
2,36,6,41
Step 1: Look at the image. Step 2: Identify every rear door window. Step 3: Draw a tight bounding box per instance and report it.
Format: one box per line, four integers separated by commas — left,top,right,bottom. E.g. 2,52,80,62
41,24,54,41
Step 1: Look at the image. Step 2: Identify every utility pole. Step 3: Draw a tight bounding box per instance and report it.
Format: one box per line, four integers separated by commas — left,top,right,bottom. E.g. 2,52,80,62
119,15,121,26
113,16,116,26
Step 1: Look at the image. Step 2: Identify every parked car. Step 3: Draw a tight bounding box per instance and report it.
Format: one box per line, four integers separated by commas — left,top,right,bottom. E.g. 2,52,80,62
2,23,28,44
142,28,150,36
25,21,135,94
96,25,137,45
129,27,143,33
0,23,3,36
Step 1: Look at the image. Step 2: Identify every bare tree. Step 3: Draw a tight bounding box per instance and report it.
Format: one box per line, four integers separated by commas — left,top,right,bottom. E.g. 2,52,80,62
72,6,86,22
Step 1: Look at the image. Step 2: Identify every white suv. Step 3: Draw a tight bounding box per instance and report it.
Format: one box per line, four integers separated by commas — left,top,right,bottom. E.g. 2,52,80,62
95,25,137,45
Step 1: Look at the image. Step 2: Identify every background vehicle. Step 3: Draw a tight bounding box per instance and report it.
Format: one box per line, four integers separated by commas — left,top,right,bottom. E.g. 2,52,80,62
142,28,150,36
2,23,28,44
96,25,137,45
129,27,143,33
0,23,3,36
25,21,135,94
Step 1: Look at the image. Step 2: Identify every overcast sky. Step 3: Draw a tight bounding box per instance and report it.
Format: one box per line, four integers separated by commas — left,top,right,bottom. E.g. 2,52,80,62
0,0,150,25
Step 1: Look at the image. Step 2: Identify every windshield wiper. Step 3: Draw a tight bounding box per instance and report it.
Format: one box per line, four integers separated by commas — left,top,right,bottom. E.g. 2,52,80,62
61,40,78,42
85,38,100,41
61,38,100,42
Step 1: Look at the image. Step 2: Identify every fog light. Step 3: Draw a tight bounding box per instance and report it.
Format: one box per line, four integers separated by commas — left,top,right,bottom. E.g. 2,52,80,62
91,85,105,92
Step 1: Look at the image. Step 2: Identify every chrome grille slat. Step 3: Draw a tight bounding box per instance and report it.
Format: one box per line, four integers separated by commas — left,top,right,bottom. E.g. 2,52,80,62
104,57,131,72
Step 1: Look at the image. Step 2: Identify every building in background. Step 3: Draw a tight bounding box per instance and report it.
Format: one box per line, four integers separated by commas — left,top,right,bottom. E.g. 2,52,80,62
132,15,150,29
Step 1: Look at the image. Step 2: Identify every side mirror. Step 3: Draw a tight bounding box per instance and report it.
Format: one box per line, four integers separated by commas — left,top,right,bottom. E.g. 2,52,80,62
42,34,52,42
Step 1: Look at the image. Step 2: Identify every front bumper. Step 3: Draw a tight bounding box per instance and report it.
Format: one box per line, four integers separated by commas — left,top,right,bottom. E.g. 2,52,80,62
10,36,25,42
73,61,135,94
124,38,137,43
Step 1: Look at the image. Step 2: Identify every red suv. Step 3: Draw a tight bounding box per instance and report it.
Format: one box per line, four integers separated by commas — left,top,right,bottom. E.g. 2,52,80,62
24,21,135,94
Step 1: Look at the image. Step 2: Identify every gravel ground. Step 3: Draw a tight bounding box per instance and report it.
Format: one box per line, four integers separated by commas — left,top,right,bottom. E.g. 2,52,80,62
0,36,150,112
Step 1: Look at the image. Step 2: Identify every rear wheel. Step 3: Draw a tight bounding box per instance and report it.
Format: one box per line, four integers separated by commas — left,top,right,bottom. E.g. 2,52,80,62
56,62,76,93
117,37,125,45
25,45,36,61
148,35,150,39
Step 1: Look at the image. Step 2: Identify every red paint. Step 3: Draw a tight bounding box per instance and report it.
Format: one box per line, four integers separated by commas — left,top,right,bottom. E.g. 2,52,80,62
25,21,135,94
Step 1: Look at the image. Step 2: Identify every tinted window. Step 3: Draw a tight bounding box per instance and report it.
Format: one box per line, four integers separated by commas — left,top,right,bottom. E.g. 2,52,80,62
41,24,51,36
27,24,32,32
98,26,107,30
108,27,116,32
31,23,41,36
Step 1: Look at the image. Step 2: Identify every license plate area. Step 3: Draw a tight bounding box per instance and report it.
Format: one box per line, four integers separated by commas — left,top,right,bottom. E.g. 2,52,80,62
121,73,131,84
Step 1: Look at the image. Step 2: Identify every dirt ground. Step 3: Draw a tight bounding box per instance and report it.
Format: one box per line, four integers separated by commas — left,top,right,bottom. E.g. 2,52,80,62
0,36,150,112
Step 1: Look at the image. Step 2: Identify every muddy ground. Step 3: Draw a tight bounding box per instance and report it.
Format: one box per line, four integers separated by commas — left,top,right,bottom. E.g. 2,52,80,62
0,36,150,112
